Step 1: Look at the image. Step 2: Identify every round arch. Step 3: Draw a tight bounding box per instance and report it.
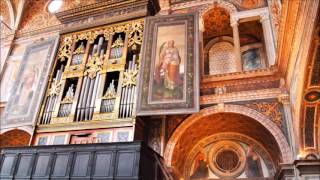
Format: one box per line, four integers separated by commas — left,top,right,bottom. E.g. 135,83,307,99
199,0,238,17
0,129,31,147
204,36,234,52
164,104,293,167
184,132,276,178
198,0,237,32
0,126,33,135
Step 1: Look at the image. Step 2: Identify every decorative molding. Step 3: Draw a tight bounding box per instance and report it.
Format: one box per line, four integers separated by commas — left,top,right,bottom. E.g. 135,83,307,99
200,88,282,104
201,66,277,83
278,93,290,105
55,0,159,24
231,7,269,21
37,118,134,133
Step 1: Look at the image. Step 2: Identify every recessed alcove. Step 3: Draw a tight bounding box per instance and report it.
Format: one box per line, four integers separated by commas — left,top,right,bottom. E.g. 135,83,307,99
202,6,274,78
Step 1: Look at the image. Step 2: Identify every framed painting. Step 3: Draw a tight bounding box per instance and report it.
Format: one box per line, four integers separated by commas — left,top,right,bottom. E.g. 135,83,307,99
137,12,199,115
2,38,59,128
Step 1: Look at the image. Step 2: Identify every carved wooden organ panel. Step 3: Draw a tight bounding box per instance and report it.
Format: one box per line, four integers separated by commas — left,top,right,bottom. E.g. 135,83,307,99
38,19,144,126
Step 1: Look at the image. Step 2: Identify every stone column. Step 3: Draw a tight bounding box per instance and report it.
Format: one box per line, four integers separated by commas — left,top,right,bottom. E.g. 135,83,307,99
260,12,276,66
230,17,242,72
278,94,298,159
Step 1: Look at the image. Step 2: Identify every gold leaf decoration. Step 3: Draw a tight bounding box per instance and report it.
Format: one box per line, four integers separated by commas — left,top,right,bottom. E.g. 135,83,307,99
84,53,103,79
111,36,124,48
246,102,282,127
48,80,62,97
122,69,138,87
57,37,72,62
103,80,117,99
73,42,85,54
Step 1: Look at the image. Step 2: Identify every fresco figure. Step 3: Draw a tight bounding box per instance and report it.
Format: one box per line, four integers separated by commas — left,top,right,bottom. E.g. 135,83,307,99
153,40,183,100
245,146,263,177
190,152,209,179
12,66,39,115
155,40,183,90
242,48,262,71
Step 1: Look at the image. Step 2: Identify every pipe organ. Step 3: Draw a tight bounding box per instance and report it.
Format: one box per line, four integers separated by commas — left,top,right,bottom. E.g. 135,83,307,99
38,19,144,132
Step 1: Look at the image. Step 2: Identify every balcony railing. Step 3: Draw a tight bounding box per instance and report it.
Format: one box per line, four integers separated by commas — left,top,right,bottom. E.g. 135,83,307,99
0,141,172,180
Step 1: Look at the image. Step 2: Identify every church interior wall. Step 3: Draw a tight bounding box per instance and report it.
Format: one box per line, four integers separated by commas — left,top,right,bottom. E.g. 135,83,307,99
0,0,319,179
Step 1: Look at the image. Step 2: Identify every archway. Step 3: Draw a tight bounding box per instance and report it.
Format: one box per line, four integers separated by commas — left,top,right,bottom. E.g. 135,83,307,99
185,133,276,178
164,104,293,179
0,129,31,147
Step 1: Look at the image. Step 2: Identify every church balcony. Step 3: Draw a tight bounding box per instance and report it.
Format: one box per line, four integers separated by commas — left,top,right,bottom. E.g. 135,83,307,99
0,141,172,180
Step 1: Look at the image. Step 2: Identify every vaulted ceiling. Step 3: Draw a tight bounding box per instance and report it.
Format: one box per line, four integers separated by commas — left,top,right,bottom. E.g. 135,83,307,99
170,113,281,173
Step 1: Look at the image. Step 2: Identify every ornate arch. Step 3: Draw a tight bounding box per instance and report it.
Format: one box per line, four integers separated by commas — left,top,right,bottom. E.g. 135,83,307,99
164,104,293,167
204,36,234,52
198,0,237,32
184,132,276,178
0,126,33,135
199,0,238,17
0,129,31,147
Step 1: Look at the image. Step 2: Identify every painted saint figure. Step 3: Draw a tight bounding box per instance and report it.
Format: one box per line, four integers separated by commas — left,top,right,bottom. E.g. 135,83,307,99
245,146,263,177
12,66,38,115
155,40,182,90
190,152,209,179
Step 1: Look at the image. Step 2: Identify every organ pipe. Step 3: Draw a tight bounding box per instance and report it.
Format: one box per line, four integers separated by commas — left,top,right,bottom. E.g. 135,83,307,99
42,65,64,124
76,37,104,121
39,19,144,125
119,55,137,118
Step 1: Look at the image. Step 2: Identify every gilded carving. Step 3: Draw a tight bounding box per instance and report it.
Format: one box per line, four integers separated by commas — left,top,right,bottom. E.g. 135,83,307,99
111,36,125,48
122,69,138,87
246,102,282,127
84,53,103,79
128,21,144,50
48,80,62,97
57,38,72,62
73,42,85,54
103,80,117,99
64,19,144,45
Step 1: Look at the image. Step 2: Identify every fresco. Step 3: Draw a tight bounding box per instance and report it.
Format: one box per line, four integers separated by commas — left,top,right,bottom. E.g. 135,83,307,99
0,59,21,102
137,13,199,115
2,38,57,128
188,141,268,179
152,24,186,102
242,48,262,71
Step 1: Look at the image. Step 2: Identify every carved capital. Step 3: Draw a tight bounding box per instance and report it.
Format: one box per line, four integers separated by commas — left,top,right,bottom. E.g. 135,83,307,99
230,16,239,27
199,18,205,32
217,103,225,111
260,12,270,23
278,94,290,105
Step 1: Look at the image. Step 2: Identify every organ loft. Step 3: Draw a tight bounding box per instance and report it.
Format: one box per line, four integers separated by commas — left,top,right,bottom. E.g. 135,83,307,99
0,0,319,179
